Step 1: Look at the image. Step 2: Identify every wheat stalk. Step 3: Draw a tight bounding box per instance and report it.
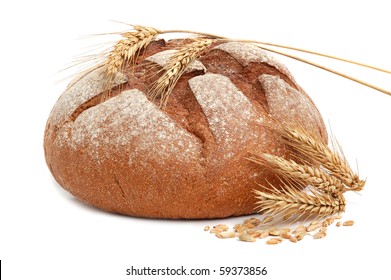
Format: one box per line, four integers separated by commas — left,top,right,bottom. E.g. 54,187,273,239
254,182,346,224
69,24,390,101
249,122,364,227
158,29,391,96
149,38,214,106
249,153,345,194
277,124,365,191
251,44,391,96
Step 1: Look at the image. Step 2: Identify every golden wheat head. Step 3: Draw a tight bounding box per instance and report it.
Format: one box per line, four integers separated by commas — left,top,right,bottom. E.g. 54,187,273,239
104,25,159,86
254,182,346,225
249,153,345,194
279,123,365,191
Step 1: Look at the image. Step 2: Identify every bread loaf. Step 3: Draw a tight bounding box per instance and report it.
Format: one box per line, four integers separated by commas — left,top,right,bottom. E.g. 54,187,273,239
44,39,327,219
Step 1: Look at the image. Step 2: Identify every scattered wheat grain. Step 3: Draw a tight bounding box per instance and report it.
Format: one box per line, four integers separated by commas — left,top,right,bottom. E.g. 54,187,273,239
314,232,326,239
239,234,256,242
320,227,328,234
214,224,228,231
289,236,298,243
210,228,223,234
281,232,292,239
257,230,270,239
216,232,235,239
343,220,354,226
234,225,248,233
266,238,283,245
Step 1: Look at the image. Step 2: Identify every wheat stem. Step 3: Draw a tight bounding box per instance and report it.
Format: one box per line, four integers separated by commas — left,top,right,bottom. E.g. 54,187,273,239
161,30,391,96
160,29,225,39
231,40,391,75
254,45,391,96
162,31,391,75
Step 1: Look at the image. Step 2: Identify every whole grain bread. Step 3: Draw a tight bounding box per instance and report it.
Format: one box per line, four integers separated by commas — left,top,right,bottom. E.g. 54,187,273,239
44,40,327,219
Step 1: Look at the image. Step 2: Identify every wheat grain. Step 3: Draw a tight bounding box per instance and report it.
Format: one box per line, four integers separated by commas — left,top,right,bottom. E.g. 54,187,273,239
239,234,256,242
256,230,270,239
289,236,298,243
245,229,260,238
266,238,283,245
281,232,292,239
322,217,335,227
210,224,229,234
216,232,235,239
210,228,223,234
149,38,214,106
269,228,290,236
210,224,228,234
243,217,262,227
343,220,355,226
313,231,326,239
205,212,351,244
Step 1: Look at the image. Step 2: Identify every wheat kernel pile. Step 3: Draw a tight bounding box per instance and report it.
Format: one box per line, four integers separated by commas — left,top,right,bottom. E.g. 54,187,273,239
206,215,355,245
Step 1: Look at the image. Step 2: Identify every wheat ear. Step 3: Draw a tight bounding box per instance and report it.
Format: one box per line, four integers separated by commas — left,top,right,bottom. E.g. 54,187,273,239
249,153,345,194
149,38,214,107
104,25,159,86
254,183,346,224
278,124,365,191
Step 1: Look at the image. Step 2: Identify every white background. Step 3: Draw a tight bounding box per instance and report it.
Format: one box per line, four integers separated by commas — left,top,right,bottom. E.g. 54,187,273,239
1,0,390,279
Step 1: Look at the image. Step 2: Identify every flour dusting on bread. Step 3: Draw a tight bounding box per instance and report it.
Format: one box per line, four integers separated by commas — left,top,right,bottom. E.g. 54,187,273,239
71,89,201,162
50,68,127,127
214,42,295,82
259,74,325,136
189,73,263,157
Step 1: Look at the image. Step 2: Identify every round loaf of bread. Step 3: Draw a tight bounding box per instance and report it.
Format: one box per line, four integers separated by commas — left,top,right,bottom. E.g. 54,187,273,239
44,39,327,219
